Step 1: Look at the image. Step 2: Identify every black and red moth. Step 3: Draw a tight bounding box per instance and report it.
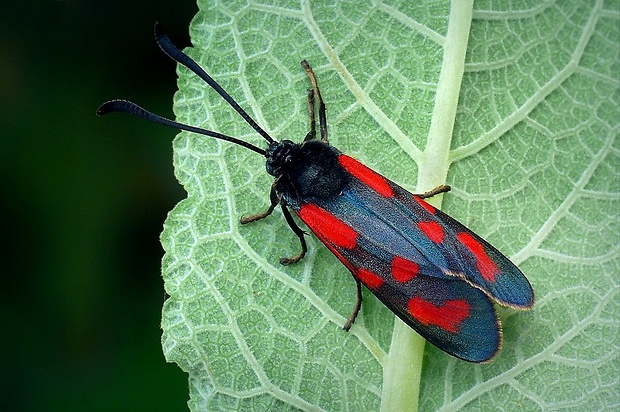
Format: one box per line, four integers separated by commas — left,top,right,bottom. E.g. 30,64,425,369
98,24,534,363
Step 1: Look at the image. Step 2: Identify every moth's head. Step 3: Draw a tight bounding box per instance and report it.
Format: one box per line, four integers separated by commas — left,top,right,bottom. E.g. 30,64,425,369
265,140,299,176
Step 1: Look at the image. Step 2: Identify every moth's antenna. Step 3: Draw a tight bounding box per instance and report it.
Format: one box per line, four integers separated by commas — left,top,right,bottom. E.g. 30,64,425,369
97,100,267,155
154,22,276,144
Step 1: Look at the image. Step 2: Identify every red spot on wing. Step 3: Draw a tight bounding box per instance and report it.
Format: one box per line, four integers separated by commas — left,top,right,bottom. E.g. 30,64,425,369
457,232,500,282
299,203,358,249
338,155,394,198
356,269,384,289
391,256,419,283
418,221,444,243
414,196,436,214
408,297,471,334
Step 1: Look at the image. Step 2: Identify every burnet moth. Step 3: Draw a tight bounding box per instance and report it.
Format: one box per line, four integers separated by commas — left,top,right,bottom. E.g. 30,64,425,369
98,24,534,363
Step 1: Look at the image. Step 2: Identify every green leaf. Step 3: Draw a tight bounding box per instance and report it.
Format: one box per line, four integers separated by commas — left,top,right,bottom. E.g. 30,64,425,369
160,1,619,410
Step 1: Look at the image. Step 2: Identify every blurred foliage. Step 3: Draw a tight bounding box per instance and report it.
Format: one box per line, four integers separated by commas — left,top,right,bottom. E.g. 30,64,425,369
0,1,198,410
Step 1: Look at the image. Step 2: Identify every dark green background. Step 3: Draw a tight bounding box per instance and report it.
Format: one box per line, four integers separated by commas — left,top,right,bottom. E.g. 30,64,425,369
1,1,199,410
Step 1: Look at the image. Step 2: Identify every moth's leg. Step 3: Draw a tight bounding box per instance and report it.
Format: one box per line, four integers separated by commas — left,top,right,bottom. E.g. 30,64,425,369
302,88,317,142
343,279,363,331
279,204,307,265
240,185,279,224
416,184,451,199
300,60,328,143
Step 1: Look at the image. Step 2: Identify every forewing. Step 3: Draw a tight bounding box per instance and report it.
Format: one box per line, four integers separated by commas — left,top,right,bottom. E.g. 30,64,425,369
390,183,534,309
295,200,501,362
335,154,534,309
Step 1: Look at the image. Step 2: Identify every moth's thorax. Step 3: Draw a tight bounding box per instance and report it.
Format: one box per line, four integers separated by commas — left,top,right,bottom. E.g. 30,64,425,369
267,140,347,207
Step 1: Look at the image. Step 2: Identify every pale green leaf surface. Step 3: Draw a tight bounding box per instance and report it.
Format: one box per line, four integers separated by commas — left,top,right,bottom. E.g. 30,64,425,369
160,1,619,410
